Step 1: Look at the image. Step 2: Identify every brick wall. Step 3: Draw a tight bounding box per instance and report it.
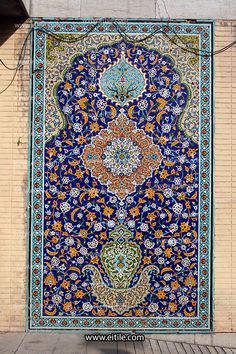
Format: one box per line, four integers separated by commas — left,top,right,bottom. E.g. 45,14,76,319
214,21,236,332
0,20,235,332
0,22,30,331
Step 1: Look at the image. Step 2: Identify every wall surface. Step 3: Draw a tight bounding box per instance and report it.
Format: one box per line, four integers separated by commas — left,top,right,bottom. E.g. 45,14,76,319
0,22,30,331
0,17,236,332
24,0,236,19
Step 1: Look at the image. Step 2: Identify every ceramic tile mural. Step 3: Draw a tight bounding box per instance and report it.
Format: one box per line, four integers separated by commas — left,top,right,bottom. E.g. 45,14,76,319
29,20,213,330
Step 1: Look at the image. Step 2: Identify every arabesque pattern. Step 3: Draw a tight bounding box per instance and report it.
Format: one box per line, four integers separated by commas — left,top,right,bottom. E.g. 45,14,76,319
30,20,213,330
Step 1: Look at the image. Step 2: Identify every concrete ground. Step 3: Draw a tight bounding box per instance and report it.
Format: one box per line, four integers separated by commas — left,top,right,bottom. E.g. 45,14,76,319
0,333,236,354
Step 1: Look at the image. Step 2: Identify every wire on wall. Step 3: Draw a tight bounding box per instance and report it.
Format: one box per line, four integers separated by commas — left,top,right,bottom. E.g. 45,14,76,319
0,18,235,94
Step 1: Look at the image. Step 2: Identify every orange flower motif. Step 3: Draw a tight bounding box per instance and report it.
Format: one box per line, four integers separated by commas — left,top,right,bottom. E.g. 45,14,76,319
155,230,163,238
180,222,191,233
160,169,169,179
97,308,106,316
157,290,166,299
47,147,57,156
75,290,85,299
79,229,88,238
61,280,70,289
90,122,100,132
51,236,58,244
75,169,84,179
103,206,114,217
145,188,155,199
99,232,108,240
145,123,155,132
150,84,157,92
86,212,96,221
77,97,88,109
88,84,96,91
183,237,191,245
64,82,72,91
159,136,167,145
187,148,197,158
44,273,56,287
91,256,99,264
57,191,66,200
177,192,186,200
185,173,194,183
143,256,151,264
185,201,191,209
171,280,180,290
129,206,140,217
184,275,197,287
52,221,62,231
49,172,58,182
88,188,99,198
69,247,78,258
77,64,85,71
169,302,178,312
135,232,143,240
147,212,157,221
135,309,143,316
76,135,86,144
63,302,72,312
164,248,172,258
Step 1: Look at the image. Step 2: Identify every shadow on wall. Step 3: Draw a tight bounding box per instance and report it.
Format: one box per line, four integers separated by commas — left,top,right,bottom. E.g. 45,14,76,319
0,0,29,46
0,17,28,46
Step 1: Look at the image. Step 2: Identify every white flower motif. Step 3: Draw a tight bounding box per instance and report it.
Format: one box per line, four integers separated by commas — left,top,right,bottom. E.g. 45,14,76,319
65,237,74,246
155,247,162,256
162,124,171,133
148,303,159,312
69,272,78,280
172,203,183,215
70,188,80,197
140,223,149,231
97,99,107,110
64,223,74,233
138,99,148,110
52,294,62,304
163,273,172,281
94,223,103,231
60,202,71,213
82,302,93,312
107,220,115,228
51,257,60,267
116,208,127,220
144,239,155,249
79,246,88,256
163,188,173,198
75,88,85,97
77,257,84,264
62,104,72,114
73,123,83,132
168,238,177,246
88,239,98,248
62,177,70,184
149,68,157,77
169,223,178,234
128,220,135,228
160,88,170,98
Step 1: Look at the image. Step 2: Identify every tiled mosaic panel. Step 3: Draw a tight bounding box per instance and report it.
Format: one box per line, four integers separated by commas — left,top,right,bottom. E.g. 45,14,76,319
30,20,212,330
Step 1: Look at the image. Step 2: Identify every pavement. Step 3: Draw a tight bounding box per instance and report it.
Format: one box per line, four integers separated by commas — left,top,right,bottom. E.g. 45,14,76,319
0,332,236,354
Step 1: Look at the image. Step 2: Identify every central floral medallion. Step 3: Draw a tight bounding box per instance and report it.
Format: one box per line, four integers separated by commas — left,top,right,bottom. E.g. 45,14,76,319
102,137,142,176
81,114,163,199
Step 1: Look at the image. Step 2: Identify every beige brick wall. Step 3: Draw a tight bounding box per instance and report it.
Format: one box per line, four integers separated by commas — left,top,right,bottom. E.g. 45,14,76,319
0,20,235,332
214,20,236,332
0,22,30,331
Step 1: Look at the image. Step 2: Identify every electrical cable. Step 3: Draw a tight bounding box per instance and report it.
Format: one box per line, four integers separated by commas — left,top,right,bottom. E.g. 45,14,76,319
0,18,236,94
